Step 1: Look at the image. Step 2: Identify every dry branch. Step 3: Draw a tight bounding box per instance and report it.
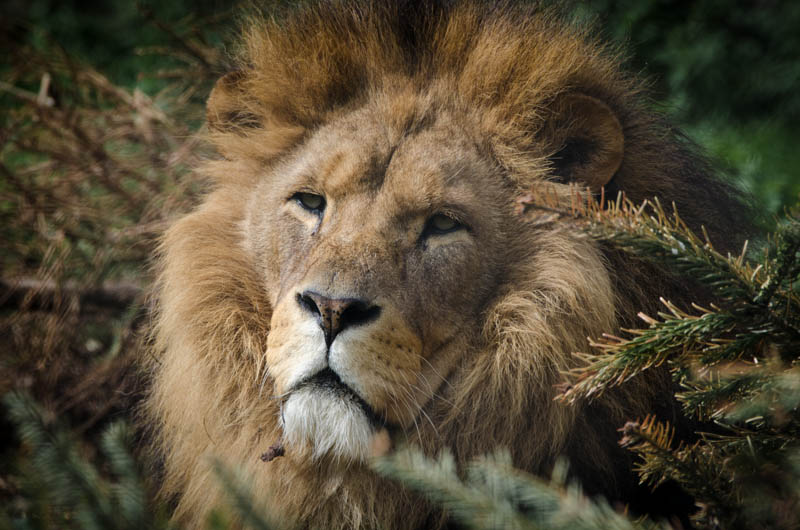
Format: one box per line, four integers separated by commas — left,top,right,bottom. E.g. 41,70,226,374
1,278,143,312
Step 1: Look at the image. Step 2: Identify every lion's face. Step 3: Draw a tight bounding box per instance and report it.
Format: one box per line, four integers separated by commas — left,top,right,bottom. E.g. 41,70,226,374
245,105,513,462
148,4,747,527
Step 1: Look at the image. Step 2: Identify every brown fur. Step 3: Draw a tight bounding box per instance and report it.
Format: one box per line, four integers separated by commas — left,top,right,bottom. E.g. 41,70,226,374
143,2,745,528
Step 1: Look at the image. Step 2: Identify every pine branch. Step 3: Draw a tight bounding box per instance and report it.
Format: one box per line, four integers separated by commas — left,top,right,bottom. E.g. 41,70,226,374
520,190,800,338
2,393,172,530
211,462,281,530
562,302,737,400
518,191,800,402
723,364,800,429
376,449,538,530
618,417,739,527
519,189,760,305
521,190,800,528
675,363,767,421
374,448,664,530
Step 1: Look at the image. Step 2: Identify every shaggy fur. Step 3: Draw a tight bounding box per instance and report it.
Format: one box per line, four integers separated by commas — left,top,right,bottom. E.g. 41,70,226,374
143,1,745,528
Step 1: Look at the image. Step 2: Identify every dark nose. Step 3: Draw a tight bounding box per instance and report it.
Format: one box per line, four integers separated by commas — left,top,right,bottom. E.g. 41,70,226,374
297,291,381,347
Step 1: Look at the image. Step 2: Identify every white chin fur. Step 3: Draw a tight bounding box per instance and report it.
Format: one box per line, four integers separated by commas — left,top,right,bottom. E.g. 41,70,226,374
282,387,373,462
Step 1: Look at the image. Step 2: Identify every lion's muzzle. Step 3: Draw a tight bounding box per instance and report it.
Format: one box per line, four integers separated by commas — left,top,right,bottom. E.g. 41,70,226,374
281,368,386,463
291,367,383,426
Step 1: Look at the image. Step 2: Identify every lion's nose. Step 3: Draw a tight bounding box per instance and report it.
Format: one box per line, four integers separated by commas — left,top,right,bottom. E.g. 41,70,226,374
297,291,381,347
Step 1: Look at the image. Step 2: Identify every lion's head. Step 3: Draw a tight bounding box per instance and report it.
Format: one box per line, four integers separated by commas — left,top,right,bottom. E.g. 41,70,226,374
145,2,743,528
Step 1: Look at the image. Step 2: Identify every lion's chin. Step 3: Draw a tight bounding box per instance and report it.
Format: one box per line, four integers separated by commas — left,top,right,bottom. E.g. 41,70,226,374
282,386,387,463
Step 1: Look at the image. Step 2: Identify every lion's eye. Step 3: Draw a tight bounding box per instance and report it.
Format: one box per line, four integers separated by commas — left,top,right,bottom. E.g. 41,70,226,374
424,214,463,236
292,192,325,212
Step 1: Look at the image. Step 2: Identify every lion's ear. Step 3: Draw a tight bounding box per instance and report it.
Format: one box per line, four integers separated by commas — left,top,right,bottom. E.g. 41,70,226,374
548,93,624,191
207,70,261,132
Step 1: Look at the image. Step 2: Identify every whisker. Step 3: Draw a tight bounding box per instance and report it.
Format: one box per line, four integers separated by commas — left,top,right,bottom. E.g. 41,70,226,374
419,355,455,392
394,370,441,443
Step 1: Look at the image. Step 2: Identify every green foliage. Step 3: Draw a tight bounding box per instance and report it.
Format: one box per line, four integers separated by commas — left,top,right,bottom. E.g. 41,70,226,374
1,392,283,530
517,191,800,529
208,463,281,530
570,0,800,123
374,449,665,530
0,6,227,449
564,0,800,224
2,0,233,89
1,392,173,530
520,196,799,396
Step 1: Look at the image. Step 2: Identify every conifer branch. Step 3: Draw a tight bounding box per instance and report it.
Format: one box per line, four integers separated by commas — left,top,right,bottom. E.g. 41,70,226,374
2,392,172,530
618,417,740,527
211,462,281,530
517,189,800,528
374,448,664,530
518,190,800,401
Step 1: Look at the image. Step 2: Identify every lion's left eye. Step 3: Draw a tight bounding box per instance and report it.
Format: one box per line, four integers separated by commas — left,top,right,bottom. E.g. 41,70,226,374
424,214,463,236
292,192,326,212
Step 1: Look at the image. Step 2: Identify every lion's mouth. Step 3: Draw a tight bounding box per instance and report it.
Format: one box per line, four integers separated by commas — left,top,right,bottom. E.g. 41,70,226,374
294,368,384,427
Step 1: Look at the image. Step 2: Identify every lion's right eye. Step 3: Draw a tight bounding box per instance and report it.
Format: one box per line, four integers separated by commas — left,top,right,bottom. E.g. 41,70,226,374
422,213,465,237
292,192,326,213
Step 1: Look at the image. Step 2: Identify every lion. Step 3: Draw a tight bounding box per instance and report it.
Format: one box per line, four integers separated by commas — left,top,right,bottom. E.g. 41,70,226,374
143,1,745,528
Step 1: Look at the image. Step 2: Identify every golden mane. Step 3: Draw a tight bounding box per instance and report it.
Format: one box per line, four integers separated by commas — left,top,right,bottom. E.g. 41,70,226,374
143,2,745,528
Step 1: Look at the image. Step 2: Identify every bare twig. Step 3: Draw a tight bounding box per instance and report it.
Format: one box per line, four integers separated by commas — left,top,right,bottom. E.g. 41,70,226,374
1,278,142,312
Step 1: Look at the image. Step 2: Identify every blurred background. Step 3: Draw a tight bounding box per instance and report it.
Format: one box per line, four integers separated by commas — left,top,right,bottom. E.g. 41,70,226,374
1,0,799,525
6,0,800,215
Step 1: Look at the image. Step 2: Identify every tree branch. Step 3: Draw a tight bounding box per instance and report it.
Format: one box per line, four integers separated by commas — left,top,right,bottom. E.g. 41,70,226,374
1,278,142,312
